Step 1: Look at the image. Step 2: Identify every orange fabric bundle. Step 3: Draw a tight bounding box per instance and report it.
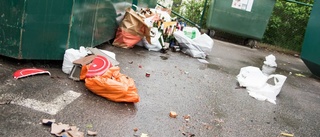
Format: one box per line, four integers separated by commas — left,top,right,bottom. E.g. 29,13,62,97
83,66,139,103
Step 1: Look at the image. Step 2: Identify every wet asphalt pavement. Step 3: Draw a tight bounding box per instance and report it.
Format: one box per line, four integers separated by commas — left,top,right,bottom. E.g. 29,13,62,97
0,40,320,137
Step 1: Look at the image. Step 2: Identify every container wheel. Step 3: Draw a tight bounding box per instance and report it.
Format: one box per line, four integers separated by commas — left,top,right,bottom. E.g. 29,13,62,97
244,39,257,48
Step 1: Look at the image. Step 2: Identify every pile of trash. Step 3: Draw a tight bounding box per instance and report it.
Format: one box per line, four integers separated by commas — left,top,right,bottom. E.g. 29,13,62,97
112,6,214,59
61,46,139,103
236,54,287,104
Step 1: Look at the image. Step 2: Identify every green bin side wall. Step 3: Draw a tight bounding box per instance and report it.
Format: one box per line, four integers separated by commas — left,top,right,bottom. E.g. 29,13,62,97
301,0,320,77
206,0,275,40
68,0,119,49
0,0,156,60
21,0,73,60
0,0,25,58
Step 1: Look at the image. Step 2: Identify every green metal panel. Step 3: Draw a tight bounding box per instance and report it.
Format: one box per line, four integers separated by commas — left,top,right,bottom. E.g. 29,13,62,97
0,0,25,58
22,0,73,60
206,0,276,40
301,0,320,77
0,0,156,60
137,0,157,8
69,0,118,49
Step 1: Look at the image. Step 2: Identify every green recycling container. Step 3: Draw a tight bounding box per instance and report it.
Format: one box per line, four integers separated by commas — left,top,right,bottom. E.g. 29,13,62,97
0,0,156,60
206,0,276,40
301,0,320,77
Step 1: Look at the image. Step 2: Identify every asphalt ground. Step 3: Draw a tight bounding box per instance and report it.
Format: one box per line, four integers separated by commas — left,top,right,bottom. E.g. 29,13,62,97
0,40,319,137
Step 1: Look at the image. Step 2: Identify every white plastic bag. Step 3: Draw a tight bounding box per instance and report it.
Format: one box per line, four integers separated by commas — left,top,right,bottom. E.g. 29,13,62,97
237,66,287,104
262,54,277,75
173,31,206,59
183,27,201,39
143,27,163,51
62,46,88,74
264,54,277,67
193,33,214,55
247,74,287,104
237,66,268,88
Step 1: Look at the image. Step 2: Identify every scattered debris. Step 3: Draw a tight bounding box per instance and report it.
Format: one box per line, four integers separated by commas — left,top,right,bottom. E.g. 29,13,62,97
295,73,306,77
133,128,138,132
87,130,98,136
13,68,51,79
141,133,149,137
172,46,180,52
214,118,224,123
182,132,195,137
42,119,56,126
160,55,169,60
183,115,190,121
198,59,209,64
41,119,95,137
145,73,150,77
50,123,71,136
86,124,93,128
129,61,134,64
280,132,294,137
169,111,178,118
0,100,11,105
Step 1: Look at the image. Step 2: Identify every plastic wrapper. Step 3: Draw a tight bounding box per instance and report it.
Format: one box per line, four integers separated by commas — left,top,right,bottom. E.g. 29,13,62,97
83,66,139,103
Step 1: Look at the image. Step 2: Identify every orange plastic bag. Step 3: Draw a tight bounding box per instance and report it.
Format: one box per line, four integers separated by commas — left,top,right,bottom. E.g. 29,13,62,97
113,8,151,48
84,66,139,103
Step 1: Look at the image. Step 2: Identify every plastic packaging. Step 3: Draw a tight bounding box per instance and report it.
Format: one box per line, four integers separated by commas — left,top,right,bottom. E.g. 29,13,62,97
173,31,206,58
183,27,201,39
237,66,268,88
84,66,139,103
193,33,214,55
62,46,88,74
262,54,277,75
237,66,287,104
143,27,163,51
247,74,287,104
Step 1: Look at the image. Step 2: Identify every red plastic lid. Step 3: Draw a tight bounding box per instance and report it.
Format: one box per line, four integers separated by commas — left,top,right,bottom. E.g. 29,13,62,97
13,68,51,79
86,55,112,78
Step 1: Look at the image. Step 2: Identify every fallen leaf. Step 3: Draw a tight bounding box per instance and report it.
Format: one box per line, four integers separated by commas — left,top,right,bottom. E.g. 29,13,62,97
87,130,98,136
280,132,294,137
214,118,224,123
86,124,93,128
295,73,306,77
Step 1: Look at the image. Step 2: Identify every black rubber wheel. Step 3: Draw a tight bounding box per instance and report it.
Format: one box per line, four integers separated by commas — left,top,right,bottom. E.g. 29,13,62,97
244,39,257,48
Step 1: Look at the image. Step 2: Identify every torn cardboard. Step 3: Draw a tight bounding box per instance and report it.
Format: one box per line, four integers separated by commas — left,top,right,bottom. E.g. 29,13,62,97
87,48,119,66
